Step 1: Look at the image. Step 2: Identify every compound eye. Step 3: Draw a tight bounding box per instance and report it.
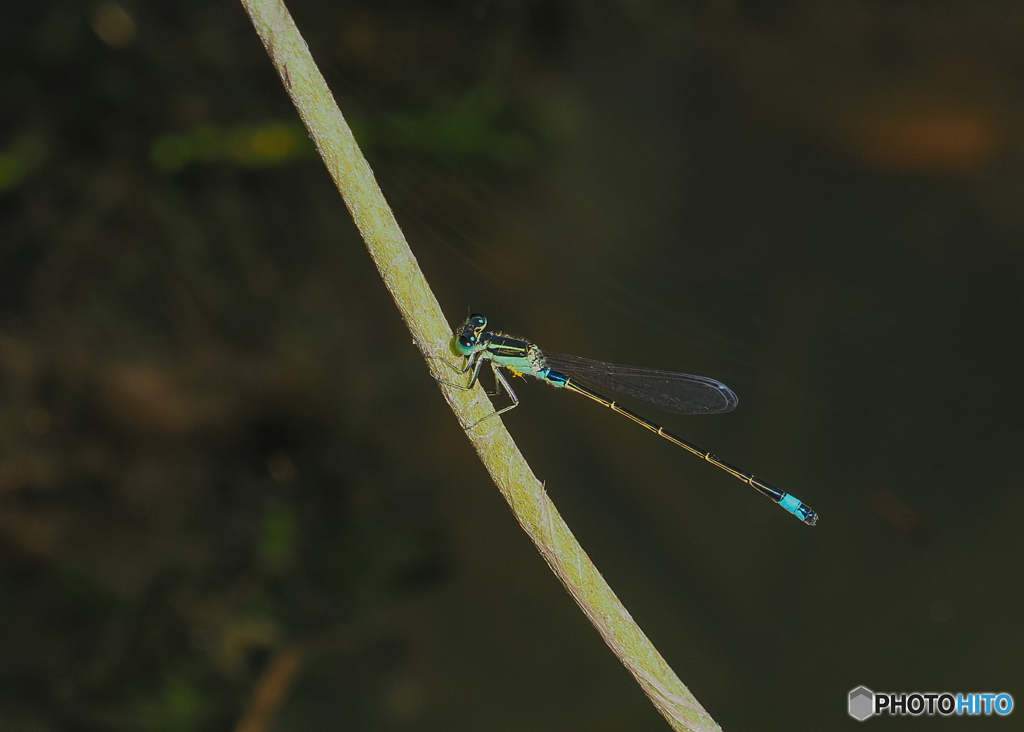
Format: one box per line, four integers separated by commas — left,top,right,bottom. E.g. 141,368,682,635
455,333,478,356
468,314,487,328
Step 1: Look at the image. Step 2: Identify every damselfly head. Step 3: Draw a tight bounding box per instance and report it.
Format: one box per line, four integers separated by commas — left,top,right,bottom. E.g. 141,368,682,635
456,313,488,355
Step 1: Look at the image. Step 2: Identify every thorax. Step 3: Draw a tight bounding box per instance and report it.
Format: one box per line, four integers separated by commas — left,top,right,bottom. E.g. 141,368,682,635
480,332,548,378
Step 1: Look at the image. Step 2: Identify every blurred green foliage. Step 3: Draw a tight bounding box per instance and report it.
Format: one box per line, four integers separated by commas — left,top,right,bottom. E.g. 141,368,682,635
0,132,48,190
260,498,297,573
351,88,538,166
150,122,314,173
139,675,206,732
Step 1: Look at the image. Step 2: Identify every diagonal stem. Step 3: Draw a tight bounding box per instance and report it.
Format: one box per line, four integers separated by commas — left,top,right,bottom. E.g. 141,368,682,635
237,2,722,729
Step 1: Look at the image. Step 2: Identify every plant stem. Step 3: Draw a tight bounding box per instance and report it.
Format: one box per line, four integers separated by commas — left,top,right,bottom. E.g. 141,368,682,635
237,2,722,729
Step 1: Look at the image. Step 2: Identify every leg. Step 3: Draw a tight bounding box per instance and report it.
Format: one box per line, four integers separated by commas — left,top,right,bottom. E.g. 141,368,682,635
433,352,472,375
490,362,520,417
435,353,509,398
466,364,520,429
433,352,483,391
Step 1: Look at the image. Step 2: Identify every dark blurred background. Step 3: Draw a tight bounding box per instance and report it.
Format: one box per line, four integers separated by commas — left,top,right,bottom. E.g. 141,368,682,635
2,0,1023,730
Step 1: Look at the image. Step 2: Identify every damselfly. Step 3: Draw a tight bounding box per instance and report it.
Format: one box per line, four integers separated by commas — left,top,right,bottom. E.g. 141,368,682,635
446,313,818,526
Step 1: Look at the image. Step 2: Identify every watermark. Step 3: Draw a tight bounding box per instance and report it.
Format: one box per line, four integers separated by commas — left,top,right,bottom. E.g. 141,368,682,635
849,686,1014,720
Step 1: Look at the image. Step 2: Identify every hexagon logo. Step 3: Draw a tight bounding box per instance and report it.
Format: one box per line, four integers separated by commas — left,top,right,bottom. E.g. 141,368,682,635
849,686,874,721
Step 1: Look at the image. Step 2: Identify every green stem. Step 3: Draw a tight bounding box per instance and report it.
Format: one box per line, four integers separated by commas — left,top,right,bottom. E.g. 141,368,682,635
238,2,722,729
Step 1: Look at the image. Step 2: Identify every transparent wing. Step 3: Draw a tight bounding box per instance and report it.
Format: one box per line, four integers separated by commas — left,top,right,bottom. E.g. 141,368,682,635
543,352,738,415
